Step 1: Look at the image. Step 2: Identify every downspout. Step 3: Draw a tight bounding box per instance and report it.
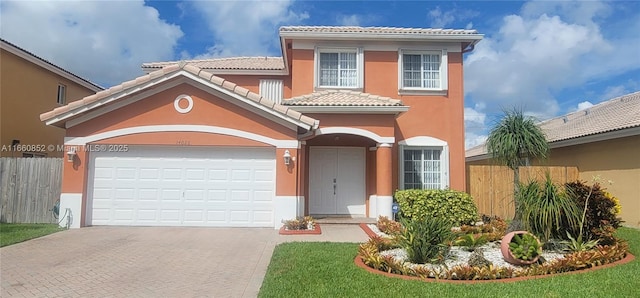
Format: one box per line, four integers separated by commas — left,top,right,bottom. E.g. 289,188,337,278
462,43,475,54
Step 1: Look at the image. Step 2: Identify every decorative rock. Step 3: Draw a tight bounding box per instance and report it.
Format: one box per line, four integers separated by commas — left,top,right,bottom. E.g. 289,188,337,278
467,248,493,268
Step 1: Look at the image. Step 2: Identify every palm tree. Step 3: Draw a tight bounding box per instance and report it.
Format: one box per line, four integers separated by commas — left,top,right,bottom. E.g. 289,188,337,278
486,108,549,221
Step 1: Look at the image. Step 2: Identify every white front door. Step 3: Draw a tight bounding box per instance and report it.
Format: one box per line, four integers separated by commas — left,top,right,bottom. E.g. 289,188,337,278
309,147,365,215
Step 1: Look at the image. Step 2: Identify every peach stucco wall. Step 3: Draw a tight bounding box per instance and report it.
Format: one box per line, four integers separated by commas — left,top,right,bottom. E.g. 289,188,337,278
289,48,467,191
61,83,301,225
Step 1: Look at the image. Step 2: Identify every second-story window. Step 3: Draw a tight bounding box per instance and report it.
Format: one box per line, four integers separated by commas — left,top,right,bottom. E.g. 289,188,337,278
399,49,448,93
316,47,363,89
57,84,66,105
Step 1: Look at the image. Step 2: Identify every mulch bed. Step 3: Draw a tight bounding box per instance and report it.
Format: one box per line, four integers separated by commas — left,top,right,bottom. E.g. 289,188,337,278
279,224,322,235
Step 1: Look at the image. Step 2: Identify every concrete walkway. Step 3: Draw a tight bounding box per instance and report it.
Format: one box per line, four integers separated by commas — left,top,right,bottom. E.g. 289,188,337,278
1,224,367,298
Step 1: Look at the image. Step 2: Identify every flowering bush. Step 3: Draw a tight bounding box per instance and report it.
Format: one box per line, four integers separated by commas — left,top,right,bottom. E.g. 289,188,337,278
282,216,316,230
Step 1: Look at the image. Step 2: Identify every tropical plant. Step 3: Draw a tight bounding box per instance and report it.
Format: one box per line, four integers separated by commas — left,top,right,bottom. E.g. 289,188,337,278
508,233,542,261
454,234,489,252
376,216,403,236
564,232,600,252
516,174,582,242
565,180,622,245
399,216,454,264
394,189,478,226
486,108,549,221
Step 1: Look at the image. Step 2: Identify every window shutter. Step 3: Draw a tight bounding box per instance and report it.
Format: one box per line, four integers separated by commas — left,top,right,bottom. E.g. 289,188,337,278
259,79,283,104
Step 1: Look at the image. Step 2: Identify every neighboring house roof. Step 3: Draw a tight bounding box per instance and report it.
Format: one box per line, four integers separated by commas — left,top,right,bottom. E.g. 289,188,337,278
40,63,318,130
142,57,285,71
282,90,403,106
1,38,103,91
538,91,640,142
466,91,640,159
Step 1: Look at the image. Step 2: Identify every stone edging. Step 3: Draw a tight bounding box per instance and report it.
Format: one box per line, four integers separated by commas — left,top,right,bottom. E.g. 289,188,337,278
356,223,636,283
359,223,379,238
279,224,322,235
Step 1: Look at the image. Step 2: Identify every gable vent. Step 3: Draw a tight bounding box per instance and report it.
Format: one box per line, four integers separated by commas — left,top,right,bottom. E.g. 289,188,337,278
259,79,284,104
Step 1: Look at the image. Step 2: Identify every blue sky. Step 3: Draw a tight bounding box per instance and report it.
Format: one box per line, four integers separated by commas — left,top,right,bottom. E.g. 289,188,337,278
1,0,639,148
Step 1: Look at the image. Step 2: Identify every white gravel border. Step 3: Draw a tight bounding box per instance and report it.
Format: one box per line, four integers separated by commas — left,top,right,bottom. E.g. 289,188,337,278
367,224,566,275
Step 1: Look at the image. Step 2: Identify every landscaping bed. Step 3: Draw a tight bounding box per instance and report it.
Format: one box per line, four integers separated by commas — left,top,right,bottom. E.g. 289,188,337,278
259,228,640,297
357,184,630,281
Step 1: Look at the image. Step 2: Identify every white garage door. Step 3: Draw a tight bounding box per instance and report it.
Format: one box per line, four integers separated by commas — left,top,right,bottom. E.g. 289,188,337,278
87,146,275,227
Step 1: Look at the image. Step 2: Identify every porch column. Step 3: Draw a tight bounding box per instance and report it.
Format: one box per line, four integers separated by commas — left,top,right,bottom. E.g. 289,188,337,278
376,143,393,218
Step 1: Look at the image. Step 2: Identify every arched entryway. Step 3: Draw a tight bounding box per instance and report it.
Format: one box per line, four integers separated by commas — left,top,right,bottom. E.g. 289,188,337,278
302,128,394,219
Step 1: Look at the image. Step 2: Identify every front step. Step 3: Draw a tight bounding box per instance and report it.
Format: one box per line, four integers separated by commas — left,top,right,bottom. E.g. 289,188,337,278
312,216,376,225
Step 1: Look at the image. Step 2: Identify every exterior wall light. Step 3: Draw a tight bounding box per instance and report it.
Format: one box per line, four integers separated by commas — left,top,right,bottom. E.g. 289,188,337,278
283,150,292,165
66,147,76,162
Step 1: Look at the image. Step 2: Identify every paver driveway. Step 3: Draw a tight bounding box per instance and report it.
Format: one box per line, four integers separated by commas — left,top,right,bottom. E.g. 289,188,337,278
1,227,280,298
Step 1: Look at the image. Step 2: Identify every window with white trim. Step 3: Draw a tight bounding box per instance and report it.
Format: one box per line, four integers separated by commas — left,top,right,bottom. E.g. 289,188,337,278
316,48,363,88
402,148,443,189
57,84,66,105
399,50,447,92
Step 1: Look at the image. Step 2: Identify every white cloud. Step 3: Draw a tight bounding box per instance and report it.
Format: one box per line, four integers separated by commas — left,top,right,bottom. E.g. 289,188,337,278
428,7,456,28
189,1,308,58
600,85,629,101
465,132,488,150
463,0,640,149
0,0,183,87
464,107,488,149
464,107,486,126
427,6,478,28
465,7,615,120
337,14,361,26
575,101,594,111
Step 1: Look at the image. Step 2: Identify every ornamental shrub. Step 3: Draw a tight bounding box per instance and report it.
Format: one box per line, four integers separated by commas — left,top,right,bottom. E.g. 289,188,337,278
399,216,454,264
394,189,478,226
565,181,623,245
516,175,582,242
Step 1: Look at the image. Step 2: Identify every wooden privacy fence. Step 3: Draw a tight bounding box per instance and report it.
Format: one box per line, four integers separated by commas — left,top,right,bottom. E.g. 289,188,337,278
467,165,579,220
0,158,62,223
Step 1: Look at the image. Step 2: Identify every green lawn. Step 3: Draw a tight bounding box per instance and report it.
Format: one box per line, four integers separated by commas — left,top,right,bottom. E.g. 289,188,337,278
259,227,640,297
0,223,64,247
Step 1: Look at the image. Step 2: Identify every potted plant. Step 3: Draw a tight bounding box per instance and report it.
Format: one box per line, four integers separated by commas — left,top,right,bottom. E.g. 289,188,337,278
501,231,542,265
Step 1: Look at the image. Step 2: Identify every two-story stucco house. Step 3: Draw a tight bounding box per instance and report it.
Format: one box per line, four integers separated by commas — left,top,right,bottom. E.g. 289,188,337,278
41,26,483,228
1,39,102,157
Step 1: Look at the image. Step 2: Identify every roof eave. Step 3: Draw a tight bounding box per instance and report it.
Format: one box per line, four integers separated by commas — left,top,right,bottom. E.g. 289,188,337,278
1,39,103,92
279,32,484,43
43,69,317,131
549,126,640,149
141,66,287,76
287,105,409,114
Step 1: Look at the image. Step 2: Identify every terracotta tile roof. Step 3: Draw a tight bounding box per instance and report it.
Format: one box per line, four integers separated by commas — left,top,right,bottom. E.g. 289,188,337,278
466,91,640,158
465,143,488,158
280,26,479,35
142,57,285,71
539,91,640,142
40,63,318,129
282,90,403,106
